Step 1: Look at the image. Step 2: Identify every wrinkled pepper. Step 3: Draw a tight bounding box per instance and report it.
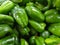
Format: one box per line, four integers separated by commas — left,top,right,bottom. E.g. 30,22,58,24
48,23,60,36
20,38,29,45
0,24,13,38
29,20,46,32
11,5,28,27
0,0,15,14
0,14,14,25
25,2,45,22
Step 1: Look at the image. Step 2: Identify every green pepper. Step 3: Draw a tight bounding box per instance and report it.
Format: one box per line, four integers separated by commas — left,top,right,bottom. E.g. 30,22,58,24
41,31,50,38
20,38,29,45
29,36,36,45
49,35,59,38
34,0,52,11
29,20,46,32
25,2,45,22
45,37,60,45
35,36,45,45
53,0,60,10
11,0,22,3
0,14,14,25
29,36,45,45
0,0,6,5
0,24,13,38
44,9,58,16
18,27,30,36
0,0,15,14
46,14,60,23
48,23,60,36
0,34,17,45
12,5,28,28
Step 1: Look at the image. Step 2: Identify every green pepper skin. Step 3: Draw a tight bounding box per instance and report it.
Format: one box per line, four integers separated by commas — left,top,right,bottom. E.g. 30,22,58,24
45,37,60,45
0,0,15,14
0,0,6,5
34,0,52,11
41,31,50,38
11,0,22,3
12,5,28,28
49,35,59,38
0,24,13,38
25,2,45,22
29,36,36,45
44,9,58,16
35,37,45,45
53,0,60,10
29,36,45,45
48,23,60,36
46,14,60,23
20,38,29,45
0,34,16,45
29,20,46,32
0,14,14,25
19,27,30,36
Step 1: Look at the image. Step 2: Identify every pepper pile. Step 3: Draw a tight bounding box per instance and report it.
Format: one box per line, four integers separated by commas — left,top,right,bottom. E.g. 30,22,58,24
0,0,60,45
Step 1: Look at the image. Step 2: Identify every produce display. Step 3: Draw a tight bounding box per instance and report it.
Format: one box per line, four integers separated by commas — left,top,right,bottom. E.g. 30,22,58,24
0,0,60,45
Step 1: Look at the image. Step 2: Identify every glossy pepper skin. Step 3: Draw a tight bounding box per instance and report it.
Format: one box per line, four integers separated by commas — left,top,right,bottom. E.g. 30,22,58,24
48,23,60,36
11,0,22,3
12,5,28,28
25,2,45,22
29,20,46,32
29,36,45,45
0,0,15,14
35,37,45,45
19,27,30,36
0,24,13,38
0,34,16,45
41,31,50,38
45,37,60,45
20,38,29,45
0,14,14,25
44,9,58,16
53,0,60,10
0,0,6,5
46,14,60,23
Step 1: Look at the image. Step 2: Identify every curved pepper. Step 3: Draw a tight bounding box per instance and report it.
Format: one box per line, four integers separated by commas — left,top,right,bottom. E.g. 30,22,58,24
25,2,45,22
0,24,13,38
19,27,30,36
46,14,60,23
12,5,28,27
29,20,46,32
0,0,15,14
0,34,17,45
29,36,45,45
48,23,60,36
0,14,14,25
35,36,45,45
44,9,58,16
45,37,60,45
20,38,29,45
